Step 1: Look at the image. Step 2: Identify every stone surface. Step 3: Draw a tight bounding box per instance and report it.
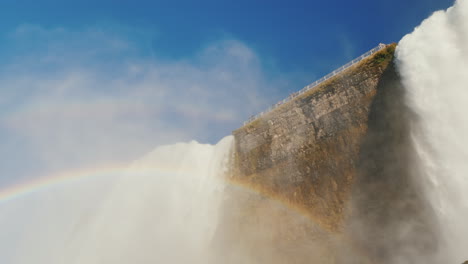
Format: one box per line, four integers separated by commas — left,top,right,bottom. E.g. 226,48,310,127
215,44,441,263
231,45,396,232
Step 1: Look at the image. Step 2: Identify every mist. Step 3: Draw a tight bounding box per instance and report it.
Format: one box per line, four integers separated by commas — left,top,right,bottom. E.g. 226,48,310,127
396,0,468,262
0,137,233,263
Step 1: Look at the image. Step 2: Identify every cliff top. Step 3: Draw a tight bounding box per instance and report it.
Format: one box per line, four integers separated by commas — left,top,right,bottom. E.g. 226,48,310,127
236,43,396,133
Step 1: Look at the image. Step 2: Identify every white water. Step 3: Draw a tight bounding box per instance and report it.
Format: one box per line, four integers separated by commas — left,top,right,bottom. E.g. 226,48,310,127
0,136,233,264
397,0,468,262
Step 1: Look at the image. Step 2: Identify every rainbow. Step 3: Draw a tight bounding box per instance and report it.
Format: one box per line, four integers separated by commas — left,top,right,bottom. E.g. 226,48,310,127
0,164,196,204
0,163,335,234
0,164,125,204
224,176,339,231
0,163,376,262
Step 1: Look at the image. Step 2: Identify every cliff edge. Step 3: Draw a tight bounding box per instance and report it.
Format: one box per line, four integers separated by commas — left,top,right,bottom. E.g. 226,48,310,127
215,44,439,264
232,44,396,231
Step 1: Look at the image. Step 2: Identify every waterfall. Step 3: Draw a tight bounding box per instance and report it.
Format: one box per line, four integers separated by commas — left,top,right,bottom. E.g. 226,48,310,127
0,136,233,264
397,0,468,262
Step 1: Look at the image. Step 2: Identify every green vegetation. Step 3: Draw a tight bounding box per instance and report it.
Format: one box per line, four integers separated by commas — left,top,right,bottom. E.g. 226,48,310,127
373,43,396,64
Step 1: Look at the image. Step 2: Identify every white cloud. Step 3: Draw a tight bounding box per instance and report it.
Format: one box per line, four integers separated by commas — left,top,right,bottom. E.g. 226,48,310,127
0,25,285,183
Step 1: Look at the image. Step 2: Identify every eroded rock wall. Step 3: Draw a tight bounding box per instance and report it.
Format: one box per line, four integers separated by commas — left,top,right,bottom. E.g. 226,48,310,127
231,45,396,232
216,43,439,264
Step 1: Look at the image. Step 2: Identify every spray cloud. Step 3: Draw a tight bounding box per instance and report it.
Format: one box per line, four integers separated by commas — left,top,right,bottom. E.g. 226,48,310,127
397,0,468,262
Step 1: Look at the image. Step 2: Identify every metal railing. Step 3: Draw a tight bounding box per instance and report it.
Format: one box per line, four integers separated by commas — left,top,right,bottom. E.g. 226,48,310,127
243,43,387,126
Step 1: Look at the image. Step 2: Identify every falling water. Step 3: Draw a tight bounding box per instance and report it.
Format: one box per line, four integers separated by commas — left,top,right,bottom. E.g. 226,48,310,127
0,136,233,264
397,0,468,262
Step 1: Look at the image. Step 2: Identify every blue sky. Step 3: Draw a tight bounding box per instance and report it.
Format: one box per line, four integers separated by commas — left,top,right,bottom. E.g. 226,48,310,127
1,0,454,76
0,0,455,184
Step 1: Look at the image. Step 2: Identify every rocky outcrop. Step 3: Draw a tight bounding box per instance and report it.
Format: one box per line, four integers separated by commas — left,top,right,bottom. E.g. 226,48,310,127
215,44,440,263
231,45,396,232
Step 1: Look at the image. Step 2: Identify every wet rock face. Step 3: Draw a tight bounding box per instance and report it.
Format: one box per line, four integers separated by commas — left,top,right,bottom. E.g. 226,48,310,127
231,45,396,232
348,59,440,264
213,45,398,264
220,44,441,263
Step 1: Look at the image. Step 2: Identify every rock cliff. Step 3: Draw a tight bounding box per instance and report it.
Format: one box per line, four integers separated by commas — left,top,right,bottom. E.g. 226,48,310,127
215,44,439,263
